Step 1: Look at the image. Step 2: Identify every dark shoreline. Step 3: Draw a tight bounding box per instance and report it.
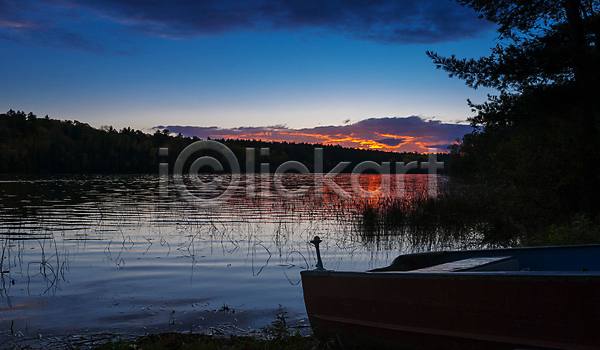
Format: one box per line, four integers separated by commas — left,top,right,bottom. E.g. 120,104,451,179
2,312,318,350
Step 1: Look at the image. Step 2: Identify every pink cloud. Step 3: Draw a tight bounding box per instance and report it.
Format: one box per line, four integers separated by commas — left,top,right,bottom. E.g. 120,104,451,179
155,116,471,153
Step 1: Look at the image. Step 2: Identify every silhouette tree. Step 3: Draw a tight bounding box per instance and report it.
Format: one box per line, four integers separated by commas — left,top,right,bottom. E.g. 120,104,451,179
431,0,600,236
428,0,599,129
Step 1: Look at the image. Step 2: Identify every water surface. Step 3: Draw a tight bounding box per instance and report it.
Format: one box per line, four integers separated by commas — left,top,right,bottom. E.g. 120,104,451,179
0,174,453,339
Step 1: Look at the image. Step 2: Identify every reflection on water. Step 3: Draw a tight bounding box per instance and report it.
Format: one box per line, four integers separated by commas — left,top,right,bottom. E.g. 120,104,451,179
0,174,462,339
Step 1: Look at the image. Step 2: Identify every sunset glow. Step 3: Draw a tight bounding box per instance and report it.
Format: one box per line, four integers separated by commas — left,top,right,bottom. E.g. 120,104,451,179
157,116,470,153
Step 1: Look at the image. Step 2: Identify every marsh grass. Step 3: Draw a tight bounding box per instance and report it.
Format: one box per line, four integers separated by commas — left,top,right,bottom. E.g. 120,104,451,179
357,183,529,249
358,182,600,248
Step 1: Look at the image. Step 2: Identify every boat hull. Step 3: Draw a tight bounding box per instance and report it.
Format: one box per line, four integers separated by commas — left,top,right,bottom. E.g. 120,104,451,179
301,269,600,349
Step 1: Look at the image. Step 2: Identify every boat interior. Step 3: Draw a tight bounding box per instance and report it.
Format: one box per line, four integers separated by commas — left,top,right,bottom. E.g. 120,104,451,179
370,244,600,273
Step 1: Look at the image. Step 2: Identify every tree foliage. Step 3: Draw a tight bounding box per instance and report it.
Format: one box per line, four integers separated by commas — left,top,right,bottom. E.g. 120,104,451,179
430,0,600,241
429,0,599,92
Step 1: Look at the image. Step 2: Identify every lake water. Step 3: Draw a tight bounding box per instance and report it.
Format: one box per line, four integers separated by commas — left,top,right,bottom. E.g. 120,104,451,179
0,173,453,341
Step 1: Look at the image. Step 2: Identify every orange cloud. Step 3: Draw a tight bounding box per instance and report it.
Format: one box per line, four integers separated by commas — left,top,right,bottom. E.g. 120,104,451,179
156,116,472,153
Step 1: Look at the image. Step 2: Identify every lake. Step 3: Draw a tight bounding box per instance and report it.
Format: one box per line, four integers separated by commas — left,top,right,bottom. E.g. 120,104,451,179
0,173,456,340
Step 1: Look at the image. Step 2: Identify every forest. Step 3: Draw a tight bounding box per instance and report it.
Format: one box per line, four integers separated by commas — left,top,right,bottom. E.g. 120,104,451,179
0,109,444,175
423,0,600,244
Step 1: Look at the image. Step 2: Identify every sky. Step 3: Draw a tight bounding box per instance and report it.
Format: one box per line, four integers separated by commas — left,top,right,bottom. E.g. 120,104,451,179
1,0,500,152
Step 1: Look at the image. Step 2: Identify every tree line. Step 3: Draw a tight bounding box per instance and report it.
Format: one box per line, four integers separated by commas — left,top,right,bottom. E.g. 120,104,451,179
0,109,447,175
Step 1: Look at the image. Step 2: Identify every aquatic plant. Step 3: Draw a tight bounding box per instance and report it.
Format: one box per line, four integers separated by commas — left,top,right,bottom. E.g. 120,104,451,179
356,182,523,250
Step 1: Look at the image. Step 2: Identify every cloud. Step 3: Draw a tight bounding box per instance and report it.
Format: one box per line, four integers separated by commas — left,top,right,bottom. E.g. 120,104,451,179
0,0,137,54
375,138,407,147
0,0,495,51
155,116,472,153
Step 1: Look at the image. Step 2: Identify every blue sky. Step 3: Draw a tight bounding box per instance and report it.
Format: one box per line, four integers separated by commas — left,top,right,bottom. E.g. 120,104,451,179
1,0,499,151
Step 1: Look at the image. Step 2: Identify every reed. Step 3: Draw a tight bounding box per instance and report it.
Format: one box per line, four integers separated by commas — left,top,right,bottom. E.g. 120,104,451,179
356,183,525,249
358,181,600,248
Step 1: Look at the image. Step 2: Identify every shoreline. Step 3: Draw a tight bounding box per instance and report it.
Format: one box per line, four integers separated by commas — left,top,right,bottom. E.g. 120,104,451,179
2,311,315,349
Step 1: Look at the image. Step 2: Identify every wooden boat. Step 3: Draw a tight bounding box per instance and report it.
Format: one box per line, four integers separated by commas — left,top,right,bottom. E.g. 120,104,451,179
301,240,600,350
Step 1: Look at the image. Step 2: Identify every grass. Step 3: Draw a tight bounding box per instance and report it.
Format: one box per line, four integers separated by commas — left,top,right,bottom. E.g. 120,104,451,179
357,183,600,248
94,332,318,350
520,213,600,247
356,184,510,249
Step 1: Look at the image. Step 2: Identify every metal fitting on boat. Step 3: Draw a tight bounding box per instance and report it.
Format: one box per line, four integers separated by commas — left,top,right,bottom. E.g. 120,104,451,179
310,236,325,270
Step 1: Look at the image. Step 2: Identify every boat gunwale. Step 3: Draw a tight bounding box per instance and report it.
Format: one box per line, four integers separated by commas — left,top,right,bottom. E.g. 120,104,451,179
300,269,600,279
